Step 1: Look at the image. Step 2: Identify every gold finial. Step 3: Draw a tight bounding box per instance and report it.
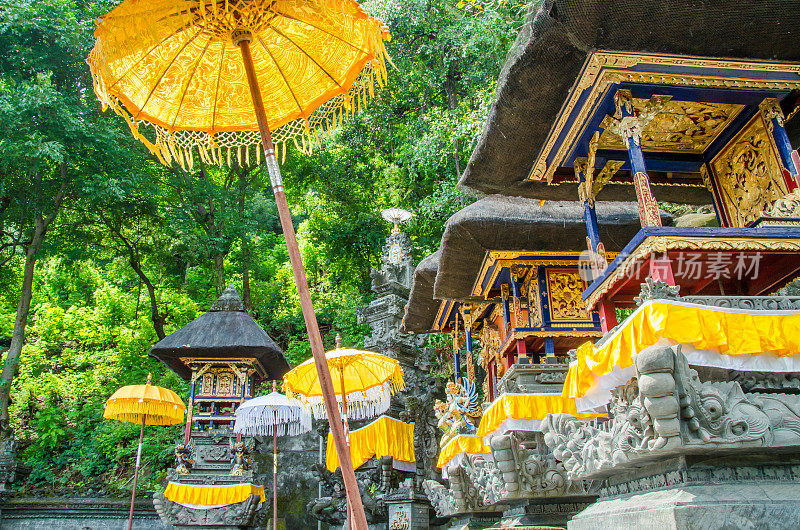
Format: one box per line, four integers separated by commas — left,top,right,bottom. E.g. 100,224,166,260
146,373,152,385
391,223,401,235
335,333,342,349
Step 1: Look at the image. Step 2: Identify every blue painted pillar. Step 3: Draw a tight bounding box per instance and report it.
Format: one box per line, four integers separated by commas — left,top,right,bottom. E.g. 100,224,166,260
761,98,800,191
544,337,557,364
452,311,461,382
576,163,602,252
615,90,662,228
501,284,511,332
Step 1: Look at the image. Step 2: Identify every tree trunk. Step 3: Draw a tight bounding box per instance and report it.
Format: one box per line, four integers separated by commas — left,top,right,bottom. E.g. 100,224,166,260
0,216,45,439
129,256,166,340
241,237,252,311
213,253,225,296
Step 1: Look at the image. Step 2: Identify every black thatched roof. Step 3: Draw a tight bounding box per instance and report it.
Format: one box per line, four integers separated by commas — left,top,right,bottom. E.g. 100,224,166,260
402,251,441,334
459,0,800,201
149,284,289,381
433,196,668,300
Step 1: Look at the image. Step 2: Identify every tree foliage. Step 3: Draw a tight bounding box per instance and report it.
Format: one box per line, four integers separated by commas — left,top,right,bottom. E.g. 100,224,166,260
0,0,523,493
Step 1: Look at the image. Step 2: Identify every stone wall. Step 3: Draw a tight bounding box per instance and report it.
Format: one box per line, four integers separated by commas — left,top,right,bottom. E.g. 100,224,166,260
0,497,169,529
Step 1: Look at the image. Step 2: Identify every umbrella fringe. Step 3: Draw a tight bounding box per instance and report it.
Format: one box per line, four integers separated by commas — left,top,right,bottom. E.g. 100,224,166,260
233,405,312,437
298,376,405,421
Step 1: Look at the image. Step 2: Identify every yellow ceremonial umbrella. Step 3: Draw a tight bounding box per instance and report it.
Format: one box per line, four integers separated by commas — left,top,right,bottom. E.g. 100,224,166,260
283,335,403,529
104,374,185,530
88,4,391,527
283,334,404,423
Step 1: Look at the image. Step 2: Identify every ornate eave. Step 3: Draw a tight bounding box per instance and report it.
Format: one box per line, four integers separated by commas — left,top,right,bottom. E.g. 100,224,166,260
529,51,800,188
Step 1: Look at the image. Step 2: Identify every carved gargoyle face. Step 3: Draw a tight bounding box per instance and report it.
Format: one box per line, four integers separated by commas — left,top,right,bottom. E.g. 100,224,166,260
696,382,770,443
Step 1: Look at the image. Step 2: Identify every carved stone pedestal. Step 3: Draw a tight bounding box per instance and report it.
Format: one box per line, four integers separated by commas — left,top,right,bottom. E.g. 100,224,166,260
492,497,594,529
446,512,502,530
568,455,800,530
386,489,431,530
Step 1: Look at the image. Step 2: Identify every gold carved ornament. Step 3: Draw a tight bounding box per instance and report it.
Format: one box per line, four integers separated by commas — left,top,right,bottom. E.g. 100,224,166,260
529,50,800,184
711,114,788,227
546,270,590,321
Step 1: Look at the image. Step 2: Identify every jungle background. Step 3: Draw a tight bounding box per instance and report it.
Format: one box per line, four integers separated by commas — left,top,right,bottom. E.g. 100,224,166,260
0,0,525,496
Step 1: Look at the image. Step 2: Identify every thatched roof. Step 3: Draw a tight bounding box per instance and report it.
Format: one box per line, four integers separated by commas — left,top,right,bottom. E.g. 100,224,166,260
402,251,441,334
433,196,667,300
459,0,800,201
149,284,289,380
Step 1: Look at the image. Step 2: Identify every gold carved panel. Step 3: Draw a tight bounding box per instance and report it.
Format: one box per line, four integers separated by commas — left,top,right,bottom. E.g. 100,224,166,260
546,269,590,321
711,114,788,227
598,100,743,153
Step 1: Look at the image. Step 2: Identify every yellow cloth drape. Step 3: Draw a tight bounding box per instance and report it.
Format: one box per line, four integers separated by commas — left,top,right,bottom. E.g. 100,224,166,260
564,300,800,400
163,482,266,505
326,415,414,471
436,435,489,469
477,393,603,438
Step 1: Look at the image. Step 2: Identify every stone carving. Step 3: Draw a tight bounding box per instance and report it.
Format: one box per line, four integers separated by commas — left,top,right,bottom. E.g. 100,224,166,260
487,431,584,503
422,479,457,518
495,363,568,396
307,463,386,526
228,439,252,476
153,492,268,527
685,295,800,310
634,277,681,306
542,345,800,480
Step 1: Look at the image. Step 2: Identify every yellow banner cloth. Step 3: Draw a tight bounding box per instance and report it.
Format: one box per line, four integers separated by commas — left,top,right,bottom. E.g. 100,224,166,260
477,393,603,438
326,415,415,472
163,482,265,506
436,435,489,469
564,300,800,400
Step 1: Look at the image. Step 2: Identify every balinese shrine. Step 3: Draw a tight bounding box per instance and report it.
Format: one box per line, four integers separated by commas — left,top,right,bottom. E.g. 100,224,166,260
402,2,800,529
149,284,290,527
403,196,651,527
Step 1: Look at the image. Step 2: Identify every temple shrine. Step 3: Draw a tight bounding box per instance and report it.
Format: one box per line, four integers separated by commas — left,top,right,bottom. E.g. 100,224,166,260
407,2,800,529
148,284,290,527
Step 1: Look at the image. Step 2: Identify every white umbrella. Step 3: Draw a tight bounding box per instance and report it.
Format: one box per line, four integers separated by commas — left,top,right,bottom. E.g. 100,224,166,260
234,389,312,530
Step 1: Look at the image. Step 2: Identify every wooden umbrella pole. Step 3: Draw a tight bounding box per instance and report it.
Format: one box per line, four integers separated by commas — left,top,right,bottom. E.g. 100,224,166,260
273,409,278,530
339,369,352,530
127,415,146,530
237,37,368,530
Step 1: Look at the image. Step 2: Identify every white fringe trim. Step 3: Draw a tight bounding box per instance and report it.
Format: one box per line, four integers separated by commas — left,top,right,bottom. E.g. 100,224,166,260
233,397,312,437
301,380,396,421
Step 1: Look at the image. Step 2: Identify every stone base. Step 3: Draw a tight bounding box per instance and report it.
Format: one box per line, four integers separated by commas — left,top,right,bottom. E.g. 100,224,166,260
569,482,800,530
569,456,800,530
447,512,502,529
0,497,168,529
493,497,594,529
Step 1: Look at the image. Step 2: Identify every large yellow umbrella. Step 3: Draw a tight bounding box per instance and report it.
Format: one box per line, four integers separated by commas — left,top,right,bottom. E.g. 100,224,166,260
104,374,185,530
88,4,390,527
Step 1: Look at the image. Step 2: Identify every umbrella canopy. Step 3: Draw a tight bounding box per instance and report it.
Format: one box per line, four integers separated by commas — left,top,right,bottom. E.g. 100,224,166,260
233,391,312,436
284,346,404,420
87,0,391,167
104,379,186,426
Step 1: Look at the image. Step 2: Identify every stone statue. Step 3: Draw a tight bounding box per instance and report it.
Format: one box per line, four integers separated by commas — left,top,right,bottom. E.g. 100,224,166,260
174,441,194,475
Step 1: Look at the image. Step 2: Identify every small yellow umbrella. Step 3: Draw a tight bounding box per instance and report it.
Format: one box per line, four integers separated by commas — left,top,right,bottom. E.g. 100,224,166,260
104,374,185,530
283,335,404,422
283,335,403,529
